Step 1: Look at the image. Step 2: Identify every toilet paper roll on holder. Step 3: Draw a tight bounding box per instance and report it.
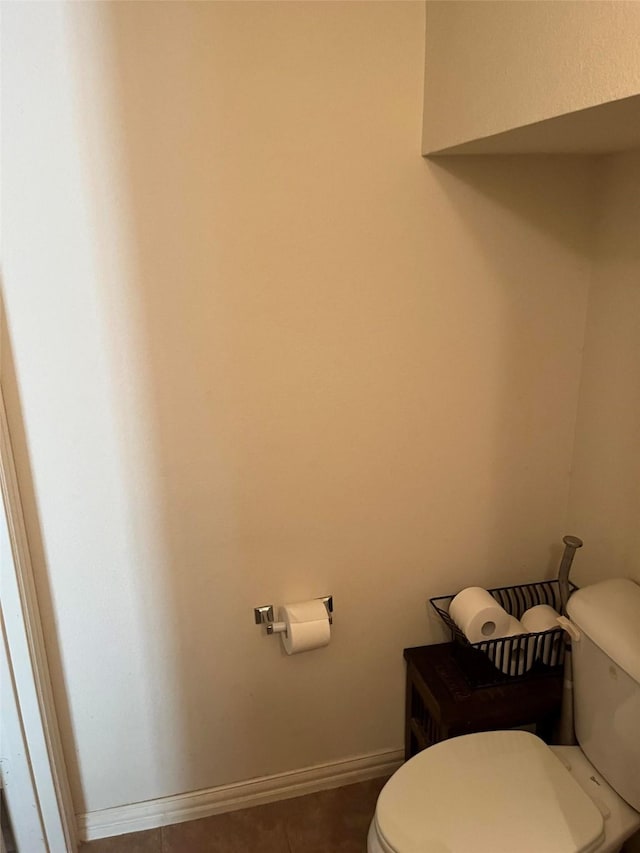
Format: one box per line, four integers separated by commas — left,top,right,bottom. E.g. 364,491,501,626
254,596,333,635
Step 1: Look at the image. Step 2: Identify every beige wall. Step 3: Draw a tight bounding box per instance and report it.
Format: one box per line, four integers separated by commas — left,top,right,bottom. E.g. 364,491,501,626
567,151,640,588
2,2,596,815
423,1,640,153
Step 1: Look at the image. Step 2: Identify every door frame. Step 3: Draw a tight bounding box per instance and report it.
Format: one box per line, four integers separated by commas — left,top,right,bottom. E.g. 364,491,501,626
0,386,77,852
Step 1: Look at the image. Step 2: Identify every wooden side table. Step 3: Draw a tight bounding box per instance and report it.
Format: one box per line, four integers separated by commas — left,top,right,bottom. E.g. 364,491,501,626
404,643,563,760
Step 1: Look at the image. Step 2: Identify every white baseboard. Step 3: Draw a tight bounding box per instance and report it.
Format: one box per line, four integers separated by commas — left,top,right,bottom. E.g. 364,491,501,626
77,747,403,841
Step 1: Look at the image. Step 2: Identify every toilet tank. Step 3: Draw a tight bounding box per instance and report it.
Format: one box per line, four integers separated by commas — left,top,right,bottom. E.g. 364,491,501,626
567,578,640,811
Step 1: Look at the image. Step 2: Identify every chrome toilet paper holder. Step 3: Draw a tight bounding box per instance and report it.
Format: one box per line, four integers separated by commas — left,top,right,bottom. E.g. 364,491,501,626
254,596,333,634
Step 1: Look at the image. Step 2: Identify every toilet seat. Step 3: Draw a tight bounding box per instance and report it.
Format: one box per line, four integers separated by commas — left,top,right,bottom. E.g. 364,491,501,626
374,730,605,853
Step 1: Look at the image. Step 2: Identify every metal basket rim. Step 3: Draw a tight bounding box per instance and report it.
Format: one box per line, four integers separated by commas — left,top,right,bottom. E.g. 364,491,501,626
429,579,577,650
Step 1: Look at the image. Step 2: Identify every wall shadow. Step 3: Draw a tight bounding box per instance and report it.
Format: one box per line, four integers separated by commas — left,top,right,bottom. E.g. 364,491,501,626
0,289,82,802
429,154,599,255
565,151,640,587
425,154,598,583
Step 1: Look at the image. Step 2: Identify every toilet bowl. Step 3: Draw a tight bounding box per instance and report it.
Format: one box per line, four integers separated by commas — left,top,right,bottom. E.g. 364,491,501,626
368,579,640,853
367,730,640,853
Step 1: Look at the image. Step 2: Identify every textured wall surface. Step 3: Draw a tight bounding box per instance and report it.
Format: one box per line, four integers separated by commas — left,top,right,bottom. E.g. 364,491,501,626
423,1,640,153
3,2,595,814
568,152,640,588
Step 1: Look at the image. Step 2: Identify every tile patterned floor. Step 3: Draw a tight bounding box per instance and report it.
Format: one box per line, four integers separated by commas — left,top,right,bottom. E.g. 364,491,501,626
80,777,387,853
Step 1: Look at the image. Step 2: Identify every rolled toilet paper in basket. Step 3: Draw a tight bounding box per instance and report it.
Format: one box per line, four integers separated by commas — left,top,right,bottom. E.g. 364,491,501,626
278,600,331,655
449,587,511,644
487,616,535,676
521,604,562,665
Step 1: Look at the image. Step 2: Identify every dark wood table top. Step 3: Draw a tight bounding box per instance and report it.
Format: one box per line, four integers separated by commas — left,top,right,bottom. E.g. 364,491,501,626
404,642,563,733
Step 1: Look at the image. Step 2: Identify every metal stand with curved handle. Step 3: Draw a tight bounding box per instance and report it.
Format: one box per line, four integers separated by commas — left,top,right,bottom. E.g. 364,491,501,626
557,535,583,746
558,535,583,616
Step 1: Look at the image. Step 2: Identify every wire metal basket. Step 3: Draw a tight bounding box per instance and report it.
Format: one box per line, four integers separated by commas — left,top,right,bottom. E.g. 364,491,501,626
430,579,573,689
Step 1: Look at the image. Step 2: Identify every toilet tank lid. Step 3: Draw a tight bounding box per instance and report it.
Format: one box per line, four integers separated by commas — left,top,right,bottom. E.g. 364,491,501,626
567,578,640,683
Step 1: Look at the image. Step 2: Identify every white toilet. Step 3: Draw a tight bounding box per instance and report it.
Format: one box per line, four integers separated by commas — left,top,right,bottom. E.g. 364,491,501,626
368,578,640,853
